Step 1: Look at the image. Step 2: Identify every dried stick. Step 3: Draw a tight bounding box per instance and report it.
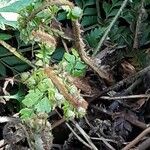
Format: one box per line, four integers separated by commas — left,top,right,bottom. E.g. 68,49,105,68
90,65,150,103
133,0,145,49
118,113,148,130
122,78,142,95
51,118,65,130
72,120,98,150
0,116,19,123
0,140,6,149
100,94,150,100
101,139,116,150
93,0,129,56
0,40,35,68
122,127,150,150
91,137,117,144
66,123,92,149
138,138,150,150
55,110,93,149
103,65,150,92
72,20,113,83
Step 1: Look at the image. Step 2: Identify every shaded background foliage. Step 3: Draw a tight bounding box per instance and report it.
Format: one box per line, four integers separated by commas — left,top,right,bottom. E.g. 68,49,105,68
0,0,150,77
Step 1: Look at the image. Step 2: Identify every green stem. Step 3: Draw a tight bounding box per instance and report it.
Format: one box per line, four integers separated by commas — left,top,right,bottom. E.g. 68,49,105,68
0,40,36,68
93,0,129,56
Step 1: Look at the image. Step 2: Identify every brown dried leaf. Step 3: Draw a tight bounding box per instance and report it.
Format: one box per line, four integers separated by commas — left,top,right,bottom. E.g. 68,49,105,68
121,61,136,78
32,30,56,47
67,76,93,95
131,98,147,111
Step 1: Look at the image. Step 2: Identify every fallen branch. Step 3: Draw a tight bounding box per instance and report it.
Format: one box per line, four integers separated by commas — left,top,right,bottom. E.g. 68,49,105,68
0,140,6,149
121,78,142,95
72,120,98,150
133,0,146,49
66,123,92,149
138,137,150,150
51,118,65,130
115,112,148,130
122,127,150,150
55,110,96,150
0,40,35,68
103,65,150,93
90,65,150,103
100,94,150,100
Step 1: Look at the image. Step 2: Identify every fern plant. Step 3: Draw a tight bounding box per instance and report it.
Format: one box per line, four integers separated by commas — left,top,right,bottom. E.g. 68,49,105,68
16,0,87,121
75,0,150,53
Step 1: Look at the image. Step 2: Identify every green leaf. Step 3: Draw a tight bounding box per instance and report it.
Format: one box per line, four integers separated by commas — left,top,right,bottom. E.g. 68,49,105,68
51,47,65,62
71,6,83,19
37,78,55,92
20,108,34,119
75,61,86,70
0,46,30,75
0,0,33,12
0,62,6,76
0,33,12,40
103,1,112,17
75,0,95,11
57,11,67,21
81,16,97,27
66,63,74,73
14,64,30,72
83,7,97,16
75,0,83,8
71,49,79,58
0,16,17,29
22,89,43,107
108,8,119,17
35,97,51,113
112,0,122,7
86,27,105,48
1,56,22,66
64,53,75,63
83,0,95,7
72,69,86,77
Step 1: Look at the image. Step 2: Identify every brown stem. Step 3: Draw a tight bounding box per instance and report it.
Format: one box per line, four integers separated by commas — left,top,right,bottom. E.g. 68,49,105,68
72,20,113,83
44,67,88,109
